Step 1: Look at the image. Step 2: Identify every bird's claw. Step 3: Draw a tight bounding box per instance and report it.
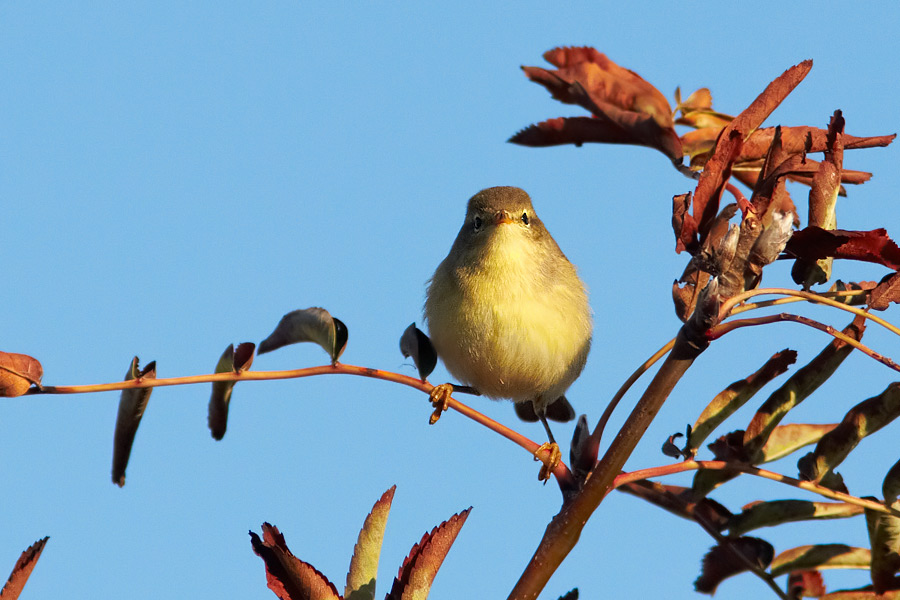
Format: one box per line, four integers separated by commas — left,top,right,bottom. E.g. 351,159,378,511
428,383,454,424
534,442,561,482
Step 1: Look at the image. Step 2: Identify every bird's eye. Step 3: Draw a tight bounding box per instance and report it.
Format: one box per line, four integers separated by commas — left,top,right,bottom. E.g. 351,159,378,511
473,216,483,230
521,212,529,225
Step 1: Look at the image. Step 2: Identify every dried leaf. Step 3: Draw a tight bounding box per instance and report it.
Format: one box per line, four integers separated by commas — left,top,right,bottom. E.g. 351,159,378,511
728,500,863,537
515,47,682,162
694,537,774,594
737,125,893,163
385,508,471,600
683,130,743,254
688,349,797,452
723,60,813,142
569,414,597,482
798,383,900,484
111,357,156,487
259,308,348,364
345,486,396,600
0,351,43,397
617,480,732,531
865,503,900,593
770,544,871,577
0,537,48,600
662,432,685,459
208,342,255,441
250,523,341,600
399,324,437,382
869,271,900,311
786,228,900,271
742,316,865,461
556,590,579,600
788,570,826,599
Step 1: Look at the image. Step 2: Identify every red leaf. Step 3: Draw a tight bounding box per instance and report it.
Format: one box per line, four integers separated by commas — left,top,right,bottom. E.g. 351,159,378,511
0,537,48,600
250,523,341,600
386,508,471,600
786,228,900,270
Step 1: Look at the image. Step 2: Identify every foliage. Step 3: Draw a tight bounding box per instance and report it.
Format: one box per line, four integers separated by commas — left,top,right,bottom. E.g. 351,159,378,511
3,48,900,599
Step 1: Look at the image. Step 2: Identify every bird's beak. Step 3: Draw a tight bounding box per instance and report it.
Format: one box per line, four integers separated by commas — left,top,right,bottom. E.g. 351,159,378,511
493,210,514,225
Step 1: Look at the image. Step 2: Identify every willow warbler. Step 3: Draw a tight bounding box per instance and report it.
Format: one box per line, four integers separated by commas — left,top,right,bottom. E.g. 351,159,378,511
424,186,592,441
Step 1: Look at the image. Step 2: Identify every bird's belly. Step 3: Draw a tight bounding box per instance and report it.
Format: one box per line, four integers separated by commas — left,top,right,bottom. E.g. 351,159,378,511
430,275,590,404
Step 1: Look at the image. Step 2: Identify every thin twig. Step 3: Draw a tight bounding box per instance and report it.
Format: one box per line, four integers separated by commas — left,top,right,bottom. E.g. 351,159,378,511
721,287,900,338
591,337,676,444
708,312,900,374
30,362,572,481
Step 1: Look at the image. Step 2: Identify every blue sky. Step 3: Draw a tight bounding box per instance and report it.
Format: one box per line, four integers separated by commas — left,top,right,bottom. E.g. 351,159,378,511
2,3,899,599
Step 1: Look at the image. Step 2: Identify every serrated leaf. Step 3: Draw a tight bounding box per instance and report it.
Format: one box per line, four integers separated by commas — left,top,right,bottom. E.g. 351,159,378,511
694,536,774,594
259,308,348,364
865,502,900,593
399,324,437,381
688,349,797,452
798,383,900,484
743,316,865,461
0,351,43,397
556,590,579,600
250,523,341,600
770,544,871,577
386,508,471,600
728,500,863,537
208,342,256,441
345,486,395,600
111,357,156,487
0,537,48,600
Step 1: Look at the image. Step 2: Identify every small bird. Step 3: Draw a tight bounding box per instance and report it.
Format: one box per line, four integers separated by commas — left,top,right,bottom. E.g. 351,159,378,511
424,186,592,451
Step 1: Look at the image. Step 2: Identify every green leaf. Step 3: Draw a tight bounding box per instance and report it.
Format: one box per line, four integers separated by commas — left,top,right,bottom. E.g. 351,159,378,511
728,500,863,536
865,501,900,593
250,523,341,600
798,383,900,484
259,308,348,364
760,423,839,462
208,342,255,441
743,315,865,461
385,507,471,600
688,349,797,452
770,544,871,577
345,486,396,600
399,324,437,381
111,357,156,487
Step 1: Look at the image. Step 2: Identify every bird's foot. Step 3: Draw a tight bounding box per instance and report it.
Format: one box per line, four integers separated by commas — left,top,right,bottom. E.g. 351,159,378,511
534,442,561,482
428,383,454,424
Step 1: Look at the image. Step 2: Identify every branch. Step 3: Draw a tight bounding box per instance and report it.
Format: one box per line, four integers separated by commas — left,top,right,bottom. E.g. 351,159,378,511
709,312,900,373
508,327,705,599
